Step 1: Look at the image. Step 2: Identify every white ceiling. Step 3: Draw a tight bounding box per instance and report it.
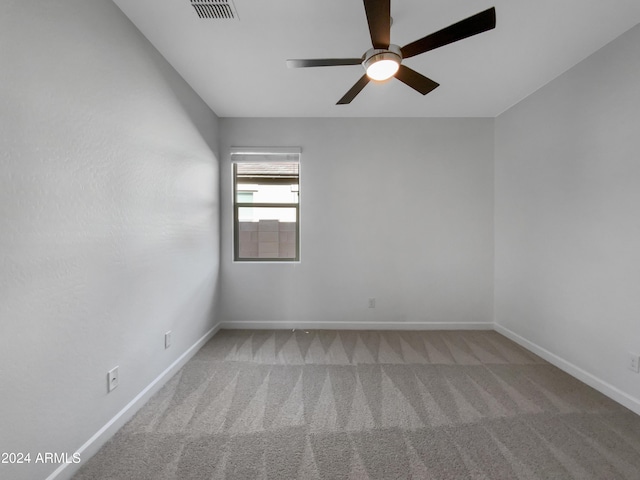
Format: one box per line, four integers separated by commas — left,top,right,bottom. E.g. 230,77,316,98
112,0,640,118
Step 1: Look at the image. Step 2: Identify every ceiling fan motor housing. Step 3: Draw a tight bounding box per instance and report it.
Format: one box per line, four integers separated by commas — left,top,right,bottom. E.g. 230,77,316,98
362,44,403,77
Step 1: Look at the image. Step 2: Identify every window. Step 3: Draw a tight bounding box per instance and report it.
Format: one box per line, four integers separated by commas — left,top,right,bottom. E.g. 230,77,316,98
232,148,300,261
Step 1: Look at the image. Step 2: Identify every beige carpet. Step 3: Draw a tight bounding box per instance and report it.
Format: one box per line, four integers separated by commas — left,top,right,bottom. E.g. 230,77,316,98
74,330,640,479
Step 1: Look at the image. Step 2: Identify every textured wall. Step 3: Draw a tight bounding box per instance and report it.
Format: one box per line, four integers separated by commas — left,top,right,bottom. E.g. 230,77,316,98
0,1,220,479
495,25,640,410
219,118,494,328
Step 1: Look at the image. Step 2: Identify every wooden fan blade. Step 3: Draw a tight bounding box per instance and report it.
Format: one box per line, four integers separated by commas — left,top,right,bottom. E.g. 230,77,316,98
394,65,439,95
363,0,390,49
337,74,370,105
286,58,363,68
401,7,496,59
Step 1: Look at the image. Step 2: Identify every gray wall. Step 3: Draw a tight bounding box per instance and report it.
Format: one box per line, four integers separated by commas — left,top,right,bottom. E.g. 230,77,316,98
219,118,494,329
495,25,640,409
0,1,220,479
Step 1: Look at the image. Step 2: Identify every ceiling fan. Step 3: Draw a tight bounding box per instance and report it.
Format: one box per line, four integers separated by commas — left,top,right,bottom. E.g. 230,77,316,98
286,0,496,105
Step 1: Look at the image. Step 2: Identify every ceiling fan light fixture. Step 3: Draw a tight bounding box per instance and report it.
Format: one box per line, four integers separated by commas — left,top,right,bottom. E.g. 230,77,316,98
363,46,402,81
366,57,399,81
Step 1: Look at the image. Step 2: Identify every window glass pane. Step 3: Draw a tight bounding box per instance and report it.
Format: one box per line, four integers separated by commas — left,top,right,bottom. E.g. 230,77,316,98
237,208,297,259
234,158,299,261
237,192,254,203
236,183,298,204
236,163,299,204
236,192,254,220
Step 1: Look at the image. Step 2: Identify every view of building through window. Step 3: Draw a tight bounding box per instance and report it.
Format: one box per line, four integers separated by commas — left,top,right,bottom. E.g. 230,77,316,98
233,161,299,261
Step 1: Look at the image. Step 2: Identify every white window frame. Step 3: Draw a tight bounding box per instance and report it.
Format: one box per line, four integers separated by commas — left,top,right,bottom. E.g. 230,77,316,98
231,147,301,263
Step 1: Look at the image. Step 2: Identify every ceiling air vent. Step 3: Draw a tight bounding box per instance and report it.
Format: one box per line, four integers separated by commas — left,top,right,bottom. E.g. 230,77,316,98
190,0,238,20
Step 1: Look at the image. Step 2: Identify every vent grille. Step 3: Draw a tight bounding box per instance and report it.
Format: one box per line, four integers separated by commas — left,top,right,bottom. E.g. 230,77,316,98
190,0,238,19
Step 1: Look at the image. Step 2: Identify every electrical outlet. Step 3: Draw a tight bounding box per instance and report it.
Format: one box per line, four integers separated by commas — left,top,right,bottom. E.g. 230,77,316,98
368,298,376,308
629,353,640,373
165,331,172,349
107,366,119,392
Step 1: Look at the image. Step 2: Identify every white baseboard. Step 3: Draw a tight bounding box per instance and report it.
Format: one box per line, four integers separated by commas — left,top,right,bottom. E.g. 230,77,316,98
219,320,494,331
494,323,640,416
45,323,222,480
